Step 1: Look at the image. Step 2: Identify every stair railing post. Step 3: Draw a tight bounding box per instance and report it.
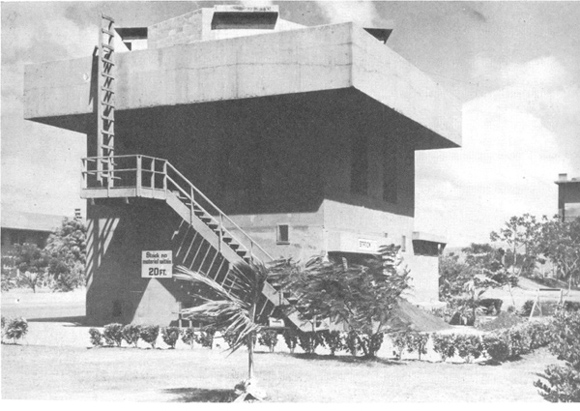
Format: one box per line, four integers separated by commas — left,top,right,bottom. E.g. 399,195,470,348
218,214,223,253
190,186,194,224
136,155,142,197
163,160,167,195
150,158,155,189
80,158,85,192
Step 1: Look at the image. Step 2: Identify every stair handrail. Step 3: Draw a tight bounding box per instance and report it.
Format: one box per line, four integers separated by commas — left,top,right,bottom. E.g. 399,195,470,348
162,159,274,263
81,154,274,264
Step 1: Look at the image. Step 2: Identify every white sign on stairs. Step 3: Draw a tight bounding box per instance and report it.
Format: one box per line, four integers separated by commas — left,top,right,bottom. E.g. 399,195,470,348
141,250,173,278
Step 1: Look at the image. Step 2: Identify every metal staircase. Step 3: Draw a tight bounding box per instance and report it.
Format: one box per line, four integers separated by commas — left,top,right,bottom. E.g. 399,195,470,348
81,154,311,331
96,14,116,185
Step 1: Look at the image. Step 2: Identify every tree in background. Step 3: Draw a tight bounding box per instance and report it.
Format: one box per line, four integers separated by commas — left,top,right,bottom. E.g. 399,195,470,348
538,216,580,290
490,213,542,279
45,217,87,292
278,245,410,358
9,243,49,293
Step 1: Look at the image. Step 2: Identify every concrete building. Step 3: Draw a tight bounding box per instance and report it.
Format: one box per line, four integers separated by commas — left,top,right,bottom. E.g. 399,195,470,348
23,6,461,326
556,173,580,222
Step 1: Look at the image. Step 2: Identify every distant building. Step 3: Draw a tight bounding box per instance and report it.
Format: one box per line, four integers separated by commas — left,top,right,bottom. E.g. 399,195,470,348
23,6,461,326
1,210,64,255
556,173,580,222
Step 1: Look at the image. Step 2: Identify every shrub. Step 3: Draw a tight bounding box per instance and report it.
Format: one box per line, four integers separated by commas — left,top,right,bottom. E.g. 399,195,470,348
506,305,516,314
534,310,580,402
1,316,9,343
103,323,123,347
161,326,181,349
482,334,510,363
298,331,323,354
283,329,298,354
432,333,456,361
121,324,141,347
548,310,580,369
392,331,413,360
5,317,28,343
181,327,196,349
257,329,278,353
454,334,484,363
195,327,215,348
563,301,580,312
524,321,551,350
89,328,104,347
320,330,345,356
406,332,430,360
140,325,160,348
505,326,531,358
534,364,580,402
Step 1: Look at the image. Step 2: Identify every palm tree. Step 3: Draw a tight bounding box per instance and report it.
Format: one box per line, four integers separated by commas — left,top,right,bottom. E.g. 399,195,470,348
174,260,270,400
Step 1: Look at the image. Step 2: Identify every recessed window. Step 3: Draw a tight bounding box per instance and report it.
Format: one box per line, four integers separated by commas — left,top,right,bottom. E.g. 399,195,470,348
276,224,289,244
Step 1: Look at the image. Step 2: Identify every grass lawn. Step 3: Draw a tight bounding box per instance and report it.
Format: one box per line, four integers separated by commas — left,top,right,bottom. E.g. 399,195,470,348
2,342,557,402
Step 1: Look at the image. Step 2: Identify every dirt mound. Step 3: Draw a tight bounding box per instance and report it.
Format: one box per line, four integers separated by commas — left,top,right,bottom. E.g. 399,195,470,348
387,299,453,333
477,311,524,332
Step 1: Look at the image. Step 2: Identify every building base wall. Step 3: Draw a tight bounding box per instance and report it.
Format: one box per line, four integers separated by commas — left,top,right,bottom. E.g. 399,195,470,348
85,199,187,326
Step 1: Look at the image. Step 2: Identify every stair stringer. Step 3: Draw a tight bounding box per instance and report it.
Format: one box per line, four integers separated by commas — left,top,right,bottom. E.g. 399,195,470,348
166,191,313,332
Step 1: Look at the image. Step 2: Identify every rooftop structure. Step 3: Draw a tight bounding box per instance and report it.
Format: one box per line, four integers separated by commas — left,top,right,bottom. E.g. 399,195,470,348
556,173,580,222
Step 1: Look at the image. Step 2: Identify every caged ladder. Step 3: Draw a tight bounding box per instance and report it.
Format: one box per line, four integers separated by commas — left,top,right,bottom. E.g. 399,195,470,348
97,14,117,186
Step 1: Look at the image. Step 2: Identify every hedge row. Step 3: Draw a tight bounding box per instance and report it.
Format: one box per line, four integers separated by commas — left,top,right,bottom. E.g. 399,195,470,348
88,324,282,351
432,320,552,363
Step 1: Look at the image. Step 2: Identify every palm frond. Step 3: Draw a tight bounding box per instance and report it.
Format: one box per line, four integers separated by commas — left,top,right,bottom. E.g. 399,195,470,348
174,266,244,305
175,264,265,353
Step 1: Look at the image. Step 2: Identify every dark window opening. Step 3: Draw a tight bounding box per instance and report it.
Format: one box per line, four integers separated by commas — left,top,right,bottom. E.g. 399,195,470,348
211,11,278,30
383,138,398,203
277,224,289,244
351,134,368,195
413,240,440,256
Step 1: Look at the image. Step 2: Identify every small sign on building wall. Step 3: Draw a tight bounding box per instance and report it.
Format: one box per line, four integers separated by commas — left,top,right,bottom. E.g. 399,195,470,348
141,250,173,278
358,239,377,252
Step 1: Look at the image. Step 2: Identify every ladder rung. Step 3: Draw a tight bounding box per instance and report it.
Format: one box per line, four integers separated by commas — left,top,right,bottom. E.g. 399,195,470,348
101,87,115,93
101,130,114,135
101,58,115,66
101,116,114,122
101,101,115,107
101,28,115,36
101,72,114,79
100,144,115,150
101,14,115,22
102,43,115,51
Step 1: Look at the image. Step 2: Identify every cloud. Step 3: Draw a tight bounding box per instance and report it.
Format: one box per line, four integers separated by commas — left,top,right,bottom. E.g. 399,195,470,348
415,55,576,247
315,0,381,26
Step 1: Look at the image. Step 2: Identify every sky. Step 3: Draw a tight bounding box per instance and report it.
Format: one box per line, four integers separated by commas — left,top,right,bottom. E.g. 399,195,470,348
1,1,579,247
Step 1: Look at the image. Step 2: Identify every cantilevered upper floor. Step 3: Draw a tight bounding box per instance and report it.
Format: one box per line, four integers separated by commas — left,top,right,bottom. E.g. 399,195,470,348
23,7,461,151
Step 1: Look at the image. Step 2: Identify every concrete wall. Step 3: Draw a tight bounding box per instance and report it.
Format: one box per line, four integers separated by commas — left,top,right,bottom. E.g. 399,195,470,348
24,23,461,151
85,199,188,326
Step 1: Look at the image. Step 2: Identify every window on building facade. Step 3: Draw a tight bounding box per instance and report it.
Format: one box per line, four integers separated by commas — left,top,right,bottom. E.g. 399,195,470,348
351,133,368,195
276,224,289,244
